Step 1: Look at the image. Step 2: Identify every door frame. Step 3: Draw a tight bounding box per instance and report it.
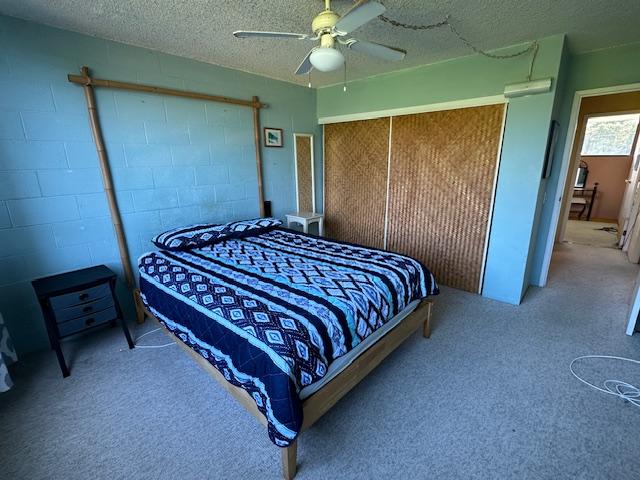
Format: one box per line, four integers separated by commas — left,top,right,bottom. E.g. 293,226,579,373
321,94,507,293
318,95,505,125
537,82,640,287
627,270,640,335
618,121,640,246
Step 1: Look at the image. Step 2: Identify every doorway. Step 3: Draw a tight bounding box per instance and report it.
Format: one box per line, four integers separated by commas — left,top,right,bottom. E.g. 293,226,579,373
544,87,640,336
563,112,640,248
558,97,640,248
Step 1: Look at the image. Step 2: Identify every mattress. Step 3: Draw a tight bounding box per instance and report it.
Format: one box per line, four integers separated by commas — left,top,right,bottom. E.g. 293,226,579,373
298,299,420,399
139,226,438,446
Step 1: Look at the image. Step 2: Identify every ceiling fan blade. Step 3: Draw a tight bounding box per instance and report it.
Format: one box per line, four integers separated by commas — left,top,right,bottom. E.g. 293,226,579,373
233,31,310,40
333,1,386,35
347,39,406,61
295,50,314,75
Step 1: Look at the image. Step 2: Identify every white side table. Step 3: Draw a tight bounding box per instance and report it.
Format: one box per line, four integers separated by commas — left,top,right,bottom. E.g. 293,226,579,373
286,212,324,236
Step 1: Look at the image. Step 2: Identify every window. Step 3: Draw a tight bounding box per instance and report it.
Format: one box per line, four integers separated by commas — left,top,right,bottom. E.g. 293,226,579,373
581,113,640,156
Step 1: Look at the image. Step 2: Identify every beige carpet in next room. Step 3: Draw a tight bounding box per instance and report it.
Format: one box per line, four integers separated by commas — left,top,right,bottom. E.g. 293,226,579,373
565,220,619,248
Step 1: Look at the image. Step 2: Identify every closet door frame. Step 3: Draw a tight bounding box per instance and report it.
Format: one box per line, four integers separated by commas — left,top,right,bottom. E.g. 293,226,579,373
477,106,508,293
321,94,508,293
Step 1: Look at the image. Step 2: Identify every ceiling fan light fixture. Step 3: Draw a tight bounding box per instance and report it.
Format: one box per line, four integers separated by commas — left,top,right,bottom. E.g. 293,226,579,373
310,47,344,72
233,1,406,78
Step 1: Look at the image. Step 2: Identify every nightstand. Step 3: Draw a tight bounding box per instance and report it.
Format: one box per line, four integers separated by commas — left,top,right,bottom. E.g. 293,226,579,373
286,212,324,236
32,265,134,377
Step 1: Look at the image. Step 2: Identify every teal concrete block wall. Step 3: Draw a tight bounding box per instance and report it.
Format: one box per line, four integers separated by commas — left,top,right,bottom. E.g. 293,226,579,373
317,35,565,304
0,15,321,355
529,42,640,286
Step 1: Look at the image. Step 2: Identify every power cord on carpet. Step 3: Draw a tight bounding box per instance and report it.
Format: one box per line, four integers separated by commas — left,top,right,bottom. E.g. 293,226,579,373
134,327,175,348
119,327,176,351
595,226,618,234
570,355,640,407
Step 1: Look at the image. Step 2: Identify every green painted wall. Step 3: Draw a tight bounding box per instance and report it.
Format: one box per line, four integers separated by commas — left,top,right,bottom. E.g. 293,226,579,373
317,36,564,119
530,42,640,286
565,42,640,93
317,35,565,304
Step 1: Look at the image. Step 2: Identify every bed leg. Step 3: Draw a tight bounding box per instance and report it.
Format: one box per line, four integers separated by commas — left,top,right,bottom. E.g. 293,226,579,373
423,300,433,338
133,288,146,325
281,440,297,480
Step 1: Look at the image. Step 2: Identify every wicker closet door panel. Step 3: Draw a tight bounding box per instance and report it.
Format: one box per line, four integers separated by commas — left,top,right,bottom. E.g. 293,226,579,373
324,118,390,249
387,104,505,292
295,136,313,212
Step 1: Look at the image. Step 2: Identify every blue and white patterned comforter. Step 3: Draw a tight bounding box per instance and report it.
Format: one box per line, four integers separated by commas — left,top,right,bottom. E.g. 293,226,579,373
139,227,438,446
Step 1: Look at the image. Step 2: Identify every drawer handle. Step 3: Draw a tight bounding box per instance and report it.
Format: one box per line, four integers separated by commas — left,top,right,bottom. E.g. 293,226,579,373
79,293,89,301
85,318,95,326
82,306,93,313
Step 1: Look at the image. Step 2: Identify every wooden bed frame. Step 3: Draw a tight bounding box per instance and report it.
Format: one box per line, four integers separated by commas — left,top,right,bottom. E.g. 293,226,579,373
134,289,433,479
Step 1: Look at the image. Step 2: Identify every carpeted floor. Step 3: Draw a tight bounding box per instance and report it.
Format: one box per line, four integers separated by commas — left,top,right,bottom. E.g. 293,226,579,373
565,219,619,248
2,243,640,479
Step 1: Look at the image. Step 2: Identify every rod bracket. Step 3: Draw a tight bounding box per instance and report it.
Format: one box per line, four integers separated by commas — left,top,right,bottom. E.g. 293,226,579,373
71,76,92,86
68,67,93,86
80,66,92,84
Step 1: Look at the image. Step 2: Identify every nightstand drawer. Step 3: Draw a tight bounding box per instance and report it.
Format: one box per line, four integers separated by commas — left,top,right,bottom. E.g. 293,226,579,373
53,294,115,323
49,283,111,310
57,306,117,337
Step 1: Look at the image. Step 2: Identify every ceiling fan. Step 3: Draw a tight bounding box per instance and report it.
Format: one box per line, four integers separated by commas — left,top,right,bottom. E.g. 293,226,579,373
233,0,406,75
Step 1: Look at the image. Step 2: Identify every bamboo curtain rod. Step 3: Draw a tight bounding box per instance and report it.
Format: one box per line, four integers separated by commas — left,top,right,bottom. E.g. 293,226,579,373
69,66,267,318
67,73,268,109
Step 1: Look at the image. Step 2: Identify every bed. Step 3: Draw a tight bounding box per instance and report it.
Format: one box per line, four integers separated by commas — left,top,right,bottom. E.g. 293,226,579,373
134,221,438,479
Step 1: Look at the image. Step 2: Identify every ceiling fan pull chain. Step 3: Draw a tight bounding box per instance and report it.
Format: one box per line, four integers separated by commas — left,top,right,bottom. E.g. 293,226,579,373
343,61,347,92
308,70,312,88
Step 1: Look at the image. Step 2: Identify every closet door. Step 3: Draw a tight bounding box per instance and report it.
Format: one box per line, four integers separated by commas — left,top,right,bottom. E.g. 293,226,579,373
386,104,505,292
324,118,390,249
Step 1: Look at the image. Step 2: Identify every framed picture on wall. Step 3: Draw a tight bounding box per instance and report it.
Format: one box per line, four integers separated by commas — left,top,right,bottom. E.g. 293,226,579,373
542,120,559,179
264,127,283,147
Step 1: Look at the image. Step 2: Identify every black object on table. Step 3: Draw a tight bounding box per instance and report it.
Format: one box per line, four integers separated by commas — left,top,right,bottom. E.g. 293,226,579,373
32,265,134,377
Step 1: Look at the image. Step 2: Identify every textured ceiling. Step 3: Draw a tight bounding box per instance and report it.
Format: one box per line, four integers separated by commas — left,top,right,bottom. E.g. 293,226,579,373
1,0,640,86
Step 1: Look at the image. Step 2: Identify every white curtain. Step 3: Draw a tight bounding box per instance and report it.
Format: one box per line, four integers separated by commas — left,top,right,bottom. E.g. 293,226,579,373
0,313,17,392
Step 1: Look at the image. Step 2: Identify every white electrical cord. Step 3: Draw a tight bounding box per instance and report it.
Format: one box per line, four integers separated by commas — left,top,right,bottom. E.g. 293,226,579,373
133,327,175,349
570,355,640,407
